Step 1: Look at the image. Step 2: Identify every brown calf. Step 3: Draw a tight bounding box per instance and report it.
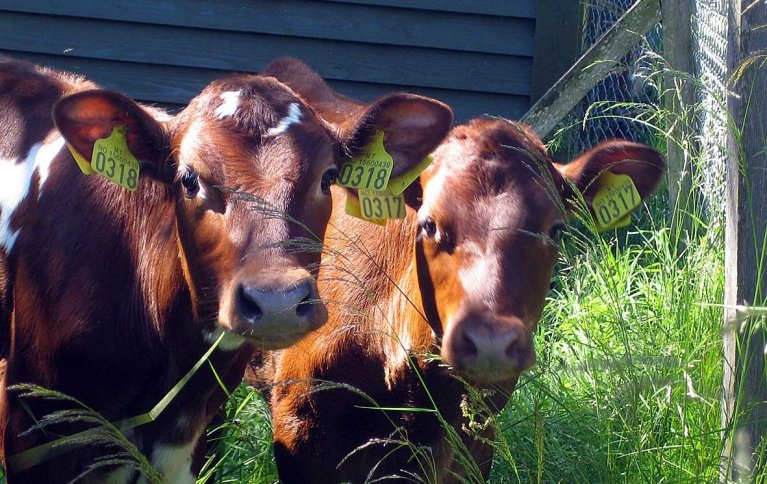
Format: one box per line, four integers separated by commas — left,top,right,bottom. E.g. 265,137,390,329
254,58,666,483
0,57,451,482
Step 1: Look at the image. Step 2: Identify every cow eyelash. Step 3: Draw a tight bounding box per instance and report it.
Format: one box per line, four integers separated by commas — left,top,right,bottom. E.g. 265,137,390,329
419,217,438,239
548,221,566,242
321,166,338,195
180,169,200,196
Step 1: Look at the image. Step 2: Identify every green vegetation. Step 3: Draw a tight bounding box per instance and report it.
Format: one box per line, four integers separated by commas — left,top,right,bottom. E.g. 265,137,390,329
5,58,765,484
204,195,728,483
201,66,745,483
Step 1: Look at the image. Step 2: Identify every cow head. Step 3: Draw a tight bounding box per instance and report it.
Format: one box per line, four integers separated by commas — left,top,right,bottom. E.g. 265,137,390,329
51,72,451,352
416,119,665,383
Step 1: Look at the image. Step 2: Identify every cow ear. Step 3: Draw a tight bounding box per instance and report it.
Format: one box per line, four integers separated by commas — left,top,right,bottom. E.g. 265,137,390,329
342,93,453,178
554,140,666,205
53,89,171,181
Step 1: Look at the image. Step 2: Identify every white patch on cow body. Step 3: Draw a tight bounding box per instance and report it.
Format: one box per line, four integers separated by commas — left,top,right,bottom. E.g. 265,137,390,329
214,90,242,119
143,438,199,484
102,466,135,484
266,102,302,136
0,136,64,254
37,136,65,198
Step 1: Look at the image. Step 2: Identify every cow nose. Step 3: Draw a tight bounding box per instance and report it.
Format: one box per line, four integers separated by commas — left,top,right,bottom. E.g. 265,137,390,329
443,315,535,383
230,270,328,348
237,278,314,322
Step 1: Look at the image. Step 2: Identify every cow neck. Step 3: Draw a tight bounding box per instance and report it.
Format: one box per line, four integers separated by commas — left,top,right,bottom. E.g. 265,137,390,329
375,189,442,380
173,209,204,323
119,181,189,338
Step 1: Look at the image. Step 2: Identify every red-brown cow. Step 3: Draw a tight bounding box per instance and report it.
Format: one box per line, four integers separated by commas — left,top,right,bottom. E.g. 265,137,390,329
252,58,666,483
0,57,451,483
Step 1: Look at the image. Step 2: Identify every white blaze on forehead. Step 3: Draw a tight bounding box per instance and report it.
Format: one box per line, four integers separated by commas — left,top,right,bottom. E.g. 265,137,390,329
266,102,302,136
214,90,242,119
0,136,64,254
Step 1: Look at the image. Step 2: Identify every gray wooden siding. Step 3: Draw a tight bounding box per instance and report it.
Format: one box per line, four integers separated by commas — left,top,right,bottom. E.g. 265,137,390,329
0,0,535,122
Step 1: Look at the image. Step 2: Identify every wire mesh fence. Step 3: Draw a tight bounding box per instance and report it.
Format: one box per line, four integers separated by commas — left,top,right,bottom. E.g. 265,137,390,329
558,0,728,227
555,0,661,161
692,0,728,226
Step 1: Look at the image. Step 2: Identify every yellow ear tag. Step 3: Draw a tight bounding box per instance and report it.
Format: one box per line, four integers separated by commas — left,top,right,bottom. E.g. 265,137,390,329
337,130,393,190
358,189,406,221
90,126,141,191
386,154,433,195
345,192,387,226
592,172,641,231
66,142,95,175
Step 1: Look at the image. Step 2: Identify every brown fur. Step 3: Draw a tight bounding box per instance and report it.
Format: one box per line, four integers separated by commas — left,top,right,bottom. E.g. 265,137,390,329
0,57,338,483
252,58,667,483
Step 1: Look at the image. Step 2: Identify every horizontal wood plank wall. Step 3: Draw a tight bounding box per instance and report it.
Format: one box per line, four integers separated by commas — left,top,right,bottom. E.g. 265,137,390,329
0,0,535,122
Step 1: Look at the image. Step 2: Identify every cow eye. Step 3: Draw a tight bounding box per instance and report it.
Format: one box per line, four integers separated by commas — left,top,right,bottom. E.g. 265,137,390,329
181,170,200,196
419,217,437,239
321,166,338,195
549,221,566,242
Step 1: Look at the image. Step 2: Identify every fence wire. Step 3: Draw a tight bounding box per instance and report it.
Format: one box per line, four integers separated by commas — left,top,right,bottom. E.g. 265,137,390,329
692,0,728,226
560,0,660,159
560,0,728,226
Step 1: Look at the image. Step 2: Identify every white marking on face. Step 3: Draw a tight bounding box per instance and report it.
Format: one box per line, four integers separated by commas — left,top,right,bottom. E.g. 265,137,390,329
0,137,64,254
266,102,302,136
417,164,450,226
214,90,242,120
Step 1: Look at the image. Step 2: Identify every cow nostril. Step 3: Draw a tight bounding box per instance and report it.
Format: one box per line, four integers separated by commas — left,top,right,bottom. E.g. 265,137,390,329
505,340,517,359
237,285,263,322
296,293,313,318
458,330,478,360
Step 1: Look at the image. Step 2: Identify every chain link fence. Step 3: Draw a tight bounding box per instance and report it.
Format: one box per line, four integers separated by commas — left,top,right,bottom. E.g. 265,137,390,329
692,0,728,226
558,0,728,226
557,0,660,160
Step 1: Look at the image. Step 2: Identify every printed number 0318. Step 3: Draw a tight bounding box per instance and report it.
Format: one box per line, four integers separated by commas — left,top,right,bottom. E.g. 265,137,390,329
94,151,139,189
338,164,387,190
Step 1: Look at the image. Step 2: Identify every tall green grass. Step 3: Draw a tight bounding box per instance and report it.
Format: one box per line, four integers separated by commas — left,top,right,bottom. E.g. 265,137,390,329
207,204,728,483
202,62,739,483
490,215,725,483
4,57,763,484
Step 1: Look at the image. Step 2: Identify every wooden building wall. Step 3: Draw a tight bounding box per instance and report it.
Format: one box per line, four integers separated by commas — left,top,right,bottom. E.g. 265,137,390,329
0,0,536,122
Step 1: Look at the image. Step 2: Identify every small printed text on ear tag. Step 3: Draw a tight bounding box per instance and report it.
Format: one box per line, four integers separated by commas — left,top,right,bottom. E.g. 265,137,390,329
358,189,406,220
337,130,393,190
592,172,641,230
91,126,141,191
345,193,386,226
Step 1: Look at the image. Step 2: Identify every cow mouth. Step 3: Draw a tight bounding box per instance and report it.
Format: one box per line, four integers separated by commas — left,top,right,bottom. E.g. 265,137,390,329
204,324,311,351
240,330,309,350
447,362,524,385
